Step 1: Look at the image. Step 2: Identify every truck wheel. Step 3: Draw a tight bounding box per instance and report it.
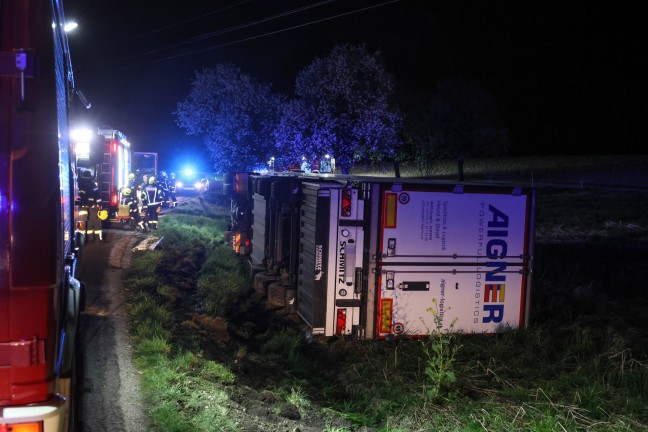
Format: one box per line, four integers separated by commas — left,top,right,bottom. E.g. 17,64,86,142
253,272,277,296
268,283,297,314
267,281,293,308
249,264,266,280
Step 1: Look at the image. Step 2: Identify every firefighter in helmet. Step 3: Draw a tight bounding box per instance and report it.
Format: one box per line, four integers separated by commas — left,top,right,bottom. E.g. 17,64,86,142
157,171,169,207
121,187,146,232
168,172,177,207
78,170,104,241
77,170,92,237
127,172,136,189
144,175,161,230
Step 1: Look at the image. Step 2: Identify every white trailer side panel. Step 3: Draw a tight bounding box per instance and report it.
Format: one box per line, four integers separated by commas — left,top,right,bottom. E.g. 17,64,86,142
377,186,532,337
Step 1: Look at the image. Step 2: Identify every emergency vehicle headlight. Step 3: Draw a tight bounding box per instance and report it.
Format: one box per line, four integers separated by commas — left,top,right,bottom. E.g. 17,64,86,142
194,182,202,189
176,181,184,188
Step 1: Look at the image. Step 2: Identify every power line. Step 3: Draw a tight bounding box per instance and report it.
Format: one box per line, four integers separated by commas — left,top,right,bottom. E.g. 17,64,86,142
107,0,400,71
132,0,252,39
111,0,337,64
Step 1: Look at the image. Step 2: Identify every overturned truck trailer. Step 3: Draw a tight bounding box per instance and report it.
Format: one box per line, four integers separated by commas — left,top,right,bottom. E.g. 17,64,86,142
227,173,535,339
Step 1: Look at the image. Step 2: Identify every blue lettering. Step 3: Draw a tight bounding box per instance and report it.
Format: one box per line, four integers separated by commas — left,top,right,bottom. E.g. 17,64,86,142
488,205,509,228
487,239,508,258
482,305,504,323
486,261,506,282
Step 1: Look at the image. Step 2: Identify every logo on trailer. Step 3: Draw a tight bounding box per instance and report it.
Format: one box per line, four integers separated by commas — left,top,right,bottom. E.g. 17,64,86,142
483,205,509,324
314,244,324,280
398,192,410,204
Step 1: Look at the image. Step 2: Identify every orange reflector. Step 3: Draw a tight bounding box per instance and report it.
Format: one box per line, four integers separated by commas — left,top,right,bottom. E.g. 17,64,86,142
112,142,117,153
384,193,397,228
0,422,44,432
336,308,347,335
234,233,241,253
380,299,393,333
111,193,118,206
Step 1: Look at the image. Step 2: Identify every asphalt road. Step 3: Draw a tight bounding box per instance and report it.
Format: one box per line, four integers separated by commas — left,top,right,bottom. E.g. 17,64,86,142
76,229,149,432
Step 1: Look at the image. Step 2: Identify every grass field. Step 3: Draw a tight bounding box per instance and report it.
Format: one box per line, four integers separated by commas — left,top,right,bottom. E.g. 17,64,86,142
123,157,648,431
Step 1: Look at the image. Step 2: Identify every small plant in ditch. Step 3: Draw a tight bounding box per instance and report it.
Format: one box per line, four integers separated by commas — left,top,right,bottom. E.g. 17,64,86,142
420,299,462,400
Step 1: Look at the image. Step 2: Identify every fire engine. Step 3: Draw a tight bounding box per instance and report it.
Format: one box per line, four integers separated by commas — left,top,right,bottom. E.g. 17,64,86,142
1,0,84,430
75,128,131,219
227,173,535,338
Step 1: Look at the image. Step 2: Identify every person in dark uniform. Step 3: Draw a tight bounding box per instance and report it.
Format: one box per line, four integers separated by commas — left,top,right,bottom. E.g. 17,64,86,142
157,171,169,207
78,170,103,241
121,187,146,232
77,170,93,237
144,176,161,230
168,172,177,207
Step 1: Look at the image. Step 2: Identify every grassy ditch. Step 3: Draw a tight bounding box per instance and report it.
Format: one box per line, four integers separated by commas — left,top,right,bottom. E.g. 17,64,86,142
124,177,648,431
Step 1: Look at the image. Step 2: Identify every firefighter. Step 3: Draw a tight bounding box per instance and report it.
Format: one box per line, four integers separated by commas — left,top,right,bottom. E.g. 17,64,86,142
137,174,149,211
77,170,93,238
78,170,103,241
144,176,161,230
139,174,149,197
127,172,136,189
121,187,146,232
168,172,177,207
157,171,169,207
120,173,137,203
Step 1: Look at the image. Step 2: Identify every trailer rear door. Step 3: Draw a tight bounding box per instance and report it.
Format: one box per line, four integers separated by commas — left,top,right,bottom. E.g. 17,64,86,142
376,185,533,337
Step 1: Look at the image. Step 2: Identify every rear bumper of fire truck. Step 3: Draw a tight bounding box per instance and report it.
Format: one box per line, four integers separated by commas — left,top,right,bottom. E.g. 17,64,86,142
0,394,66,431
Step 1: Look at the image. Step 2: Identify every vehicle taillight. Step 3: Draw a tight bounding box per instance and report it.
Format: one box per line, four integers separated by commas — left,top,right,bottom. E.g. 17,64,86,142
336,308,347,335
111,192,118,206
0,422,43,432
112,142,117,153
341,189,352,217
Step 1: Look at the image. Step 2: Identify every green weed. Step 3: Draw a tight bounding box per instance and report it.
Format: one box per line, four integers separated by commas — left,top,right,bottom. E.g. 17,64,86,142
282,386,311,416
200,360,236,385
421,300,462,400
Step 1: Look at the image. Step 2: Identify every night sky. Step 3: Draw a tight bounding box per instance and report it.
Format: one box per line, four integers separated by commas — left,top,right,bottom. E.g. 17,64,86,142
64,0,647,170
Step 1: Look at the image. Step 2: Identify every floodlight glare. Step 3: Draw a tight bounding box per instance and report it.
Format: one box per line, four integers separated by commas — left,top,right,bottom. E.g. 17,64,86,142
71,128,93,143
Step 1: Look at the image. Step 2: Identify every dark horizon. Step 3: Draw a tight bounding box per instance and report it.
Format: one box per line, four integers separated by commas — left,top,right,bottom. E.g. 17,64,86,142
65,1,648,167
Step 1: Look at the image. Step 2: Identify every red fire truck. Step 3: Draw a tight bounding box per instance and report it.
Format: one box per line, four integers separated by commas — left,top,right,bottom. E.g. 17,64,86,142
1,0,84,430
75,128,131,219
